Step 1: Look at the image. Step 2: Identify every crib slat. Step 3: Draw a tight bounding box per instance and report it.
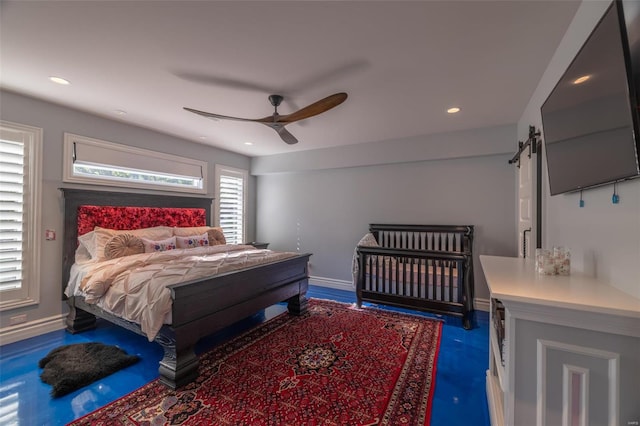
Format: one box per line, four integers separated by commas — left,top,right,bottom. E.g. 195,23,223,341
377,255,381,292
395,256,400,296
403,258,408,296
449,261,454,302
370,255,374,292
417,255,422,298
408,258,412,297
382,256,387,294
439,259,445,301
411,258,416,297
365,254,369,291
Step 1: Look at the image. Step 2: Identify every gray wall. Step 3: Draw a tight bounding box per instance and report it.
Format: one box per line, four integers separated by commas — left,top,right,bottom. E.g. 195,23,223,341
0,90,255,329
254,125,519,302
518,0,640,299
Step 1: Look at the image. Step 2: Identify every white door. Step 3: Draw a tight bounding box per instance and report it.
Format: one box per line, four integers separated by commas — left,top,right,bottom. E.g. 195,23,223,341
517,152,535,258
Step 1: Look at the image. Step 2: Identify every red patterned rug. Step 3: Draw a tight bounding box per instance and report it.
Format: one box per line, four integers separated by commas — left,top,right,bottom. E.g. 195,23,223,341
69,299,442,425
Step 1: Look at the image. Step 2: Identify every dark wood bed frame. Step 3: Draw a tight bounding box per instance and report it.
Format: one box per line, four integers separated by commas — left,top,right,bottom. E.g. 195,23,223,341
356,224,474,329
61,188,311,389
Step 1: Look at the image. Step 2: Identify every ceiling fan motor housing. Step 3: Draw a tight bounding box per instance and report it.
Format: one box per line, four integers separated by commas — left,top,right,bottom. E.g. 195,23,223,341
268,94,283,107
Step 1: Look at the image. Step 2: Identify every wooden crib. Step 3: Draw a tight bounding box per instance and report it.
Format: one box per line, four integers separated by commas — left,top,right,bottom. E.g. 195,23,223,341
356,224,475,329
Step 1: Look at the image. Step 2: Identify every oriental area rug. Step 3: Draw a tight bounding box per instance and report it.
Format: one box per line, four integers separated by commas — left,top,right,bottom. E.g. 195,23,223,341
70,299,442,425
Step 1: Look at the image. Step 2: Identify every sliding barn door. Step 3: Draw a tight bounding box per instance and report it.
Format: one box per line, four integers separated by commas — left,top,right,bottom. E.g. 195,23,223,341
517,151,535,258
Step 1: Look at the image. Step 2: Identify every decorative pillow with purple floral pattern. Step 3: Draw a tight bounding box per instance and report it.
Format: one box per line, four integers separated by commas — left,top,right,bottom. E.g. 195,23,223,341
141,236,177,253
176,233,210,249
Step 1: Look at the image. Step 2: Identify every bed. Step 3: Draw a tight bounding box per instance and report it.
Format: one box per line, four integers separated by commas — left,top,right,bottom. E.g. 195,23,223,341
61,188,311,389
355,224,474,329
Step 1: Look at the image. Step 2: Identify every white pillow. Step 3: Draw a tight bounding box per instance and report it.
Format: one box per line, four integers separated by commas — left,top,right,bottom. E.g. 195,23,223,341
142,236,177,253
77,231,97,261
176,232,210,249
173,226,211,237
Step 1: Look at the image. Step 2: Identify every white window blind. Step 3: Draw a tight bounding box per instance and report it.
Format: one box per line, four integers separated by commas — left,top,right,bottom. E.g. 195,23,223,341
215,166,247,245
0,121,41,310
63,133,207,194
0,140,24,292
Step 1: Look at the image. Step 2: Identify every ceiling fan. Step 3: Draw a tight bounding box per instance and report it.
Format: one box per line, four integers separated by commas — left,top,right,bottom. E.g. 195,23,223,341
184,92,347,144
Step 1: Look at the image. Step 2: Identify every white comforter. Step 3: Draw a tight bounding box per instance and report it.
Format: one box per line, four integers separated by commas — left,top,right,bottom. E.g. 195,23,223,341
65,245,297,341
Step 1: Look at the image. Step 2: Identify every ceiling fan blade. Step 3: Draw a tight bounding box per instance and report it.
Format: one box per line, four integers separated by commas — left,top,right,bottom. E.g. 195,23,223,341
280,92,348,123
183,107,259,123
262,123,298,144
277,127,298,144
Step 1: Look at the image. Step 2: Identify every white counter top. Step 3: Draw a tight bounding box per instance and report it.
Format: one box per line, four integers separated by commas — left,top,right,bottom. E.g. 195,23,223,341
480,255,640,319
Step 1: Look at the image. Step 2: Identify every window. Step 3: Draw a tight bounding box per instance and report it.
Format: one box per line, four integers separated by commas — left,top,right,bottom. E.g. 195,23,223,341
0,121,42,310
63,133,207,194
215,165,247,245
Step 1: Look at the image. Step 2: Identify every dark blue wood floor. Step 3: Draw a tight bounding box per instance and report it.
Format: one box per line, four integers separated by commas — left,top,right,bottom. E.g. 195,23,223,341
0,286,490,425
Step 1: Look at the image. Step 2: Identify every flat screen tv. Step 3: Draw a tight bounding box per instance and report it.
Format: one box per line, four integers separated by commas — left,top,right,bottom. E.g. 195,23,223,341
541,0,640,195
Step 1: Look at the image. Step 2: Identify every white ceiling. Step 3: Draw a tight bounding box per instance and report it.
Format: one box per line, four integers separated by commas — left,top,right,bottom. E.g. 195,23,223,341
0,0,581,157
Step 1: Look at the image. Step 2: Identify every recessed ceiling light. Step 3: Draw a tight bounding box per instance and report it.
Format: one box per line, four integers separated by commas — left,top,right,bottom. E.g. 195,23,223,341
573,75,590,84
447,107,460,114
244,142,253,146
114,110,127,116
49,76,70,85
199,136,207,140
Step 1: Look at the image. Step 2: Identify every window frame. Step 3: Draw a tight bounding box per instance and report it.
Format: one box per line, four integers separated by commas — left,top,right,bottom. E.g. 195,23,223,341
63,133,208,194
214,164,248,245
0,121,42,310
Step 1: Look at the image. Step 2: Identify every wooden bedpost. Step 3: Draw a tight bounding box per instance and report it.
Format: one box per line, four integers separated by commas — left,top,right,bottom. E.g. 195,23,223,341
287,279,309,315
156,332,199,390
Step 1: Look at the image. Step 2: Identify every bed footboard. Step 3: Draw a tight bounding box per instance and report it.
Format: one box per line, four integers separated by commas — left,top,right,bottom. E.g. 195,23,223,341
356,224,474,329
67,254,311,389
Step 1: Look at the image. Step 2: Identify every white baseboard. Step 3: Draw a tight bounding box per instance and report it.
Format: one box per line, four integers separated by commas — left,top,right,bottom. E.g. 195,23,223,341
309,276,353,292
309,276,490,312
475,297,490,312
0,314,66,346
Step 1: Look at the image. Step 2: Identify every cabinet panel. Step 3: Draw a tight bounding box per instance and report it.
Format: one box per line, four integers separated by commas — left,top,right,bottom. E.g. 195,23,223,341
480,256,640,426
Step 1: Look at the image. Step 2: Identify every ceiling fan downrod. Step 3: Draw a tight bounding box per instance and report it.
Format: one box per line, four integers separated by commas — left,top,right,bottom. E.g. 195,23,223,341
268,94,283,116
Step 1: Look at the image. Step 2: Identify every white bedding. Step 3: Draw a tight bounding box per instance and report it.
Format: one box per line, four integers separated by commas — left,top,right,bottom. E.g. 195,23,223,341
65,244,297,341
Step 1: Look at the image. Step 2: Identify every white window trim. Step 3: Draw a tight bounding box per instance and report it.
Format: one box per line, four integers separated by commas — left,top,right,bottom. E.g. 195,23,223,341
214,164,248,244
0,121,42,311
63,133,208,194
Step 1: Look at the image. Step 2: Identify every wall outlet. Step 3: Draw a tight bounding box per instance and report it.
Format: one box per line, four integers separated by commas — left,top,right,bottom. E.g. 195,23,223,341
10,314,27,325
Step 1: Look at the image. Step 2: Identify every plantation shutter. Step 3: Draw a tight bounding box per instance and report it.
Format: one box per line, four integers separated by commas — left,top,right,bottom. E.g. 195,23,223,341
218,174,244,245
0,140,24,291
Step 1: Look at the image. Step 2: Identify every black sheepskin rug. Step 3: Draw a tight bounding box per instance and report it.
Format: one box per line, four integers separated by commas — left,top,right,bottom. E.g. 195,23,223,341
38,342,140,397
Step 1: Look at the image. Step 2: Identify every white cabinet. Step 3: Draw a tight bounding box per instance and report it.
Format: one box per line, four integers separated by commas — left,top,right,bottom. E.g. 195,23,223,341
480,255,640,426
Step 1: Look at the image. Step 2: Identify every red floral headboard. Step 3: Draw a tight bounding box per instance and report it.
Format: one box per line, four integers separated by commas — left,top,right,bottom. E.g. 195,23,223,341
77,205,207,236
